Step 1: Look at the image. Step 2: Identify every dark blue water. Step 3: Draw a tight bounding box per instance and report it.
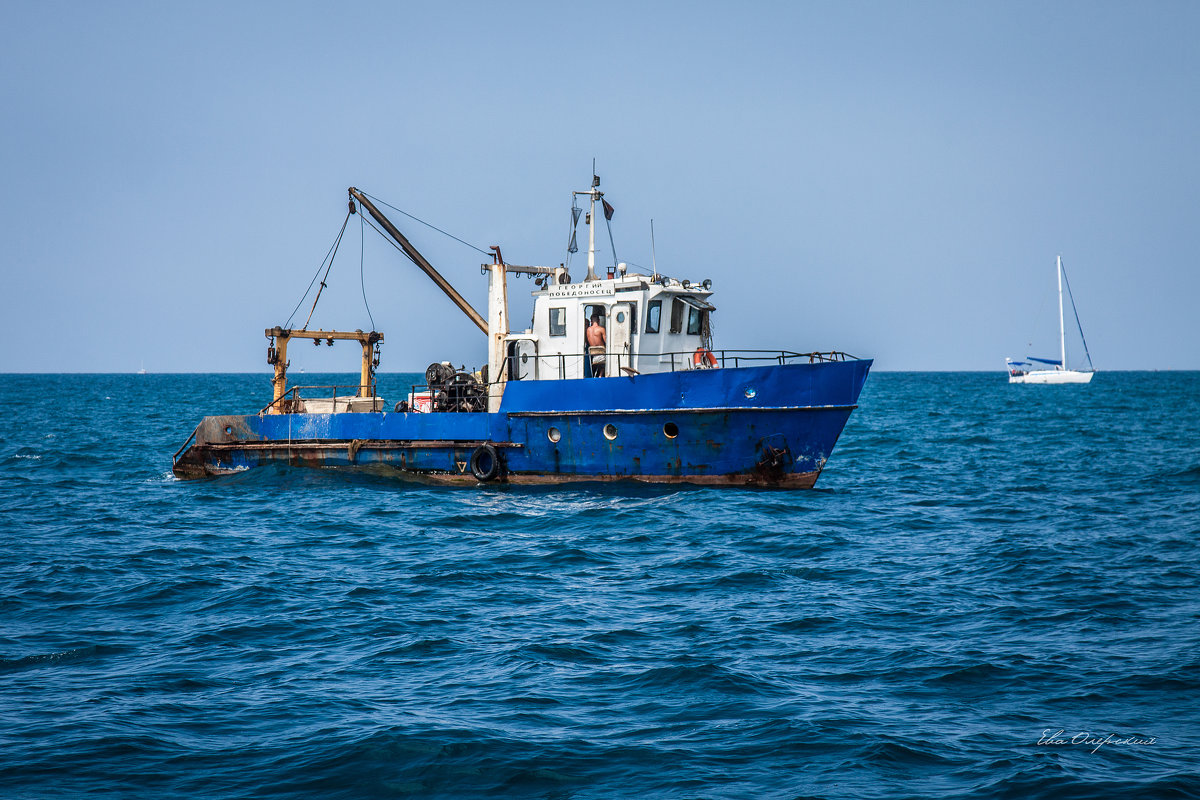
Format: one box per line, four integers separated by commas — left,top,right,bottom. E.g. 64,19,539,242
2,372,1198,799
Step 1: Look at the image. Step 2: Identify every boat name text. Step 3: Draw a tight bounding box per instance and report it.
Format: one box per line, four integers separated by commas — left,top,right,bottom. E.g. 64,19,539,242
545,285,615,298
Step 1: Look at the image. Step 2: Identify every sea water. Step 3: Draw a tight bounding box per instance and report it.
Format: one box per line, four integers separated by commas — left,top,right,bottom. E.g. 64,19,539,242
1,372,1197,799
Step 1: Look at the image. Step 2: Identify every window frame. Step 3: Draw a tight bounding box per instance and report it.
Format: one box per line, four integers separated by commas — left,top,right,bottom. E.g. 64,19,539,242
645,300,662,334
669,297,685,334
548,306,567,337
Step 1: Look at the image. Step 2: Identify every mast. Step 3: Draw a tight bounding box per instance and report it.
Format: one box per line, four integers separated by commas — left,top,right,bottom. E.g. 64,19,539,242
586,179,598,282
484,246,509,413
1057,255,1066,371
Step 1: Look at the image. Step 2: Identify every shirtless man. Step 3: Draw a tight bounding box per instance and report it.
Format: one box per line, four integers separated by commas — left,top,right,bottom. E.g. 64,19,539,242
586,312,607,377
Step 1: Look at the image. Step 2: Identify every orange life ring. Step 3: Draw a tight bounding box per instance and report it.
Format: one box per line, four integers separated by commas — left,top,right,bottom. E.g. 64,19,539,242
693,347,718,368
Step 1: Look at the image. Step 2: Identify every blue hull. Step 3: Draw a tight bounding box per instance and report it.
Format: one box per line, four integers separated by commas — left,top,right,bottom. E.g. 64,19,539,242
173,360,871,487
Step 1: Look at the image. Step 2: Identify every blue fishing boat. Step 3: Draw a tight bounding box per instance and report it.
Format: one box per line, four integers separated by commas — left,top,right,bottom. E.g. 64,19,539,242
173,176,871,487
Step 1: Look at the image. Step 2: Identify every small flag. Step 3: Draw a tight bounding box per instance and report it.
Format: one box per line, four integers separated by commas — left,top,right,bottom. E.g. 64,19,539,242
602,199,615,220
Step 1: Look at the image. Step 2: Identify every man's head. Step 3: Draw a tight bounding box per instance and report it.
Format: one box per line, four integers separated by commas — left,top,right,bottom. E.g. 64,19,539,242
590,312,603,325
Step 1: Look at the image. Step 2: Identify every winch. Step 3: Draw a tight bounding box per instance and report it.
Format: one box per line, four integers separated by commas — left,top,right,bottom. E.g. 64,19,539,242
426,362,487,413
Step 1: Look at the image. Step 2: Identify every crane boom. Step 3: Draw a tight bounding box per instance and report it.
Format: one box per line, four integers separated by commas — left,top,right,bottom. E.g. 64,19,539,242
348,187,487,335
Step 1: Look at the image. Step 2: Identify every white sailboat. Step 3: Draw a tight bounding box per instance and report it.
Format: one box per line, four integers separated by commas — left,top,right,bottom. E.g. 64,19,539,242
1006,256,1095,384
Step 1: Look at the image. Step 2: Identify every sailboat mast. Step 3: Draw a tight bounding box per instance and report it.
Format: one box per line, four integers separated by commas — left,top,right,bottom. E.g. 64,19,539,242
1057,255,1066,371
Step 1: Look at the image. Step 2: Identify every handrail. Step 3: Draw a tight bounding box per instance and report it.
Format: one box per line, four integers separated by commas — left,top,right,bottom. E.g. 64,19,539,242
253,351,862,418
260,386,300,415
259,385,382,415
173,425,199,464
403,347,864,412
500,348,860,381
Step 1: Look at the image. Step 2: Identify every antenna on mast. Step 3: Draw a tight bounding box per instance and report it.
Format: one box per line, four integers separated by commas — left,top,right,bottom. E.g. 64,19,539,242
650,219,658,279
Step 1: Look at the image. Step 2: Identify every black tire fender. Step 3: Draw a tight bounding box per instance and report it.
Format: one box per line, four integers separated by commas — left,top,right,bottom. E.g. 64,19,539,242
469,444,501,482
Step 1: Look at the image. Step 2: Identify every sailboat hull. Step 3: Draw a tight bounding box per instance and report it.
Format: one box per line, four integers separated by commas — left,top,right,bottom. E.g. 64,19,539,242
1009,369,1094,384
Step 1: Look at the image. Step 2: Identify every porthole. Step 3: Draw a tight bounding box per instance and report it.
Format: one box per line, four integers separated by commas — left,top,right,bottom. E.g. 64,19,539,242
547,427,562,443
603,423,618,440
616,311,626,323
744,386,757,399
663,422,678,439
224,425,233,435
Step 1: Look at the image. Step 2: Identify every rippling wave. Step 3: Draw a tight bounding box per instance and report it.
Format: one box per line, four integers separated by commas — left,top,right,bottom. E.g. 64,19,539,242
1,372,1198,798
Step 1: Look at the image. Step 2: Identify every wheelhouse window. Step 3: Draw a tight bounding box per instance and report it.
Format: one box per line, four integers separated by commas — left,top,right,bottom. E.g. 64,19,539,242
645,300,661,333
687,307,706,336
669,297,685,334
549,307,567,336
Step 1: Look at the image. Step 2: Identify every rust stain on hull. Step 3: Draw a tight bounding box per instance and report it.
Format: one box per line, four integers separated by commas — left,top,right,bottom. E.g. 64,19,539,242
173,442,821,488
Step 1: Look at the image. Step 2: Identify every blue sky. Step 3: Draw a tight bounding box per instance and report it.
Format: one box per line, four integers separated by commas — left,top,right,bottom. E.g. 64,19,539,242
2,1,1196,372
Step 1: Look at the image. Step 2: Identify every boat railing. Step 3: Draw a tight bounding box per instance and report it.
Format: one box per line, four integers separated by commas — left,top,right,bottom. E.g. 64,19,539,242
501,348,859,381
259,385,382,415
172,425,199,465
389,350,856,404
247,351,859,416
661,349,859,371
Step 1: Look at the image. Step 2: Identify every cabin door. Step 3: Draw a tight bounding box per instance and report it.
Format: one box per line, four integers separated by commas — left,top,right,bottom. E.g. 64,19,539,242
508,339,537,380
608,303,633,376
